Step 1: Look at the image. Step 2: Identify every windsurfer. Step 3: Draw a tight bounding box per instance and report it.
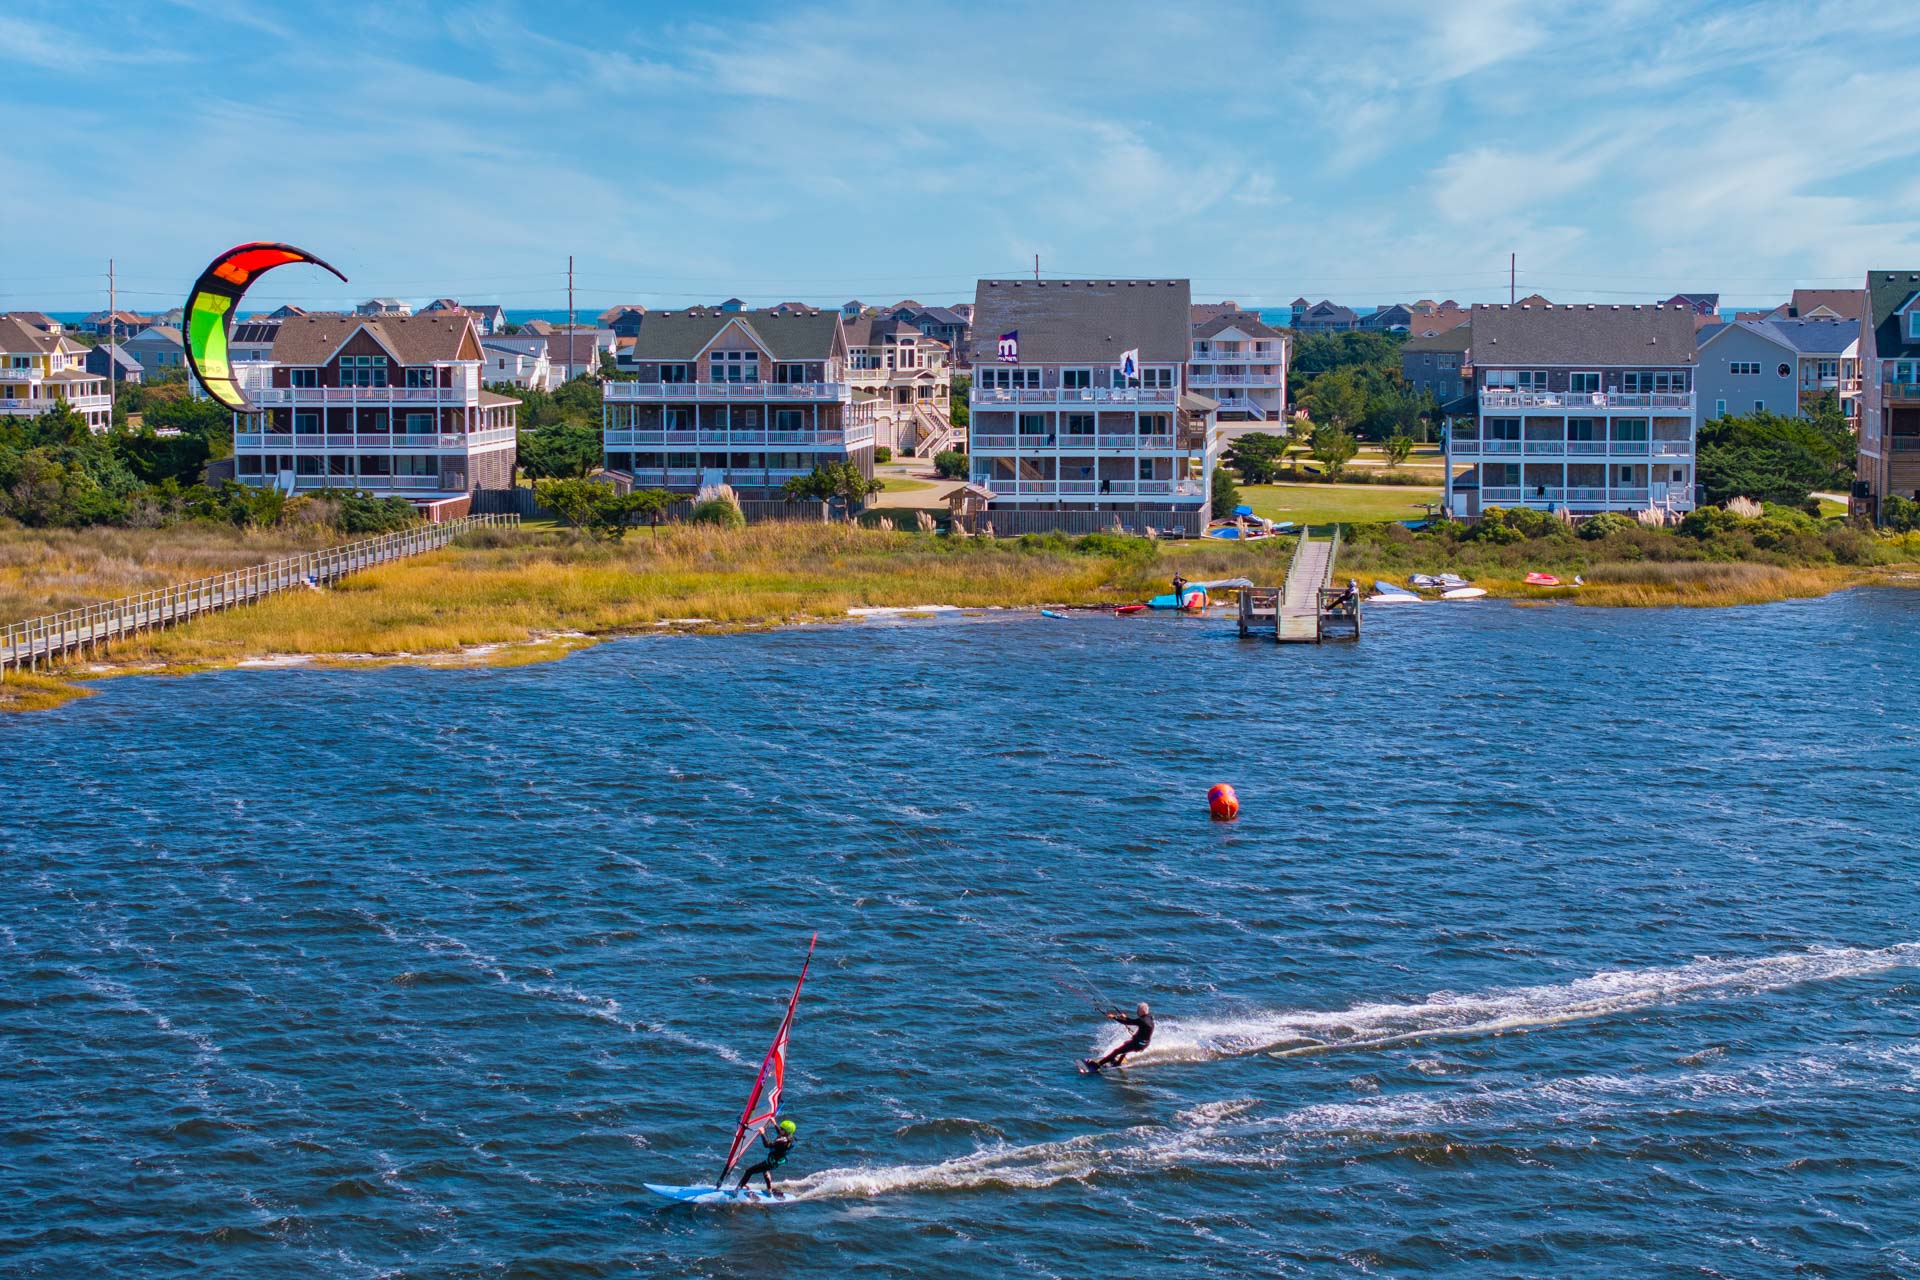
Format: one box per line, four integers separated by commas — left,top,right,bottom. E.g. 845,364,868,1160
1084,1002,1155,1071
735,1119,798,1193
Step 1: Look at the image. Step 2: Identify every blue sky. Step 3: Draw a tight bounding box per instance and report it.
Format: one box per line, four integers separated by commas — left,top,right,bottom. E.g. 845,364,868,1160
7,0,1920,313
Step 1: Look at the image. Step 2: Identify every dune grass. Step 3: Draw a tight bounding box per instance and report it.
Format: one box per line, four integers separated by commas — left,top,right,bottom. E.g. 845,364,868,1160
0,522,337,621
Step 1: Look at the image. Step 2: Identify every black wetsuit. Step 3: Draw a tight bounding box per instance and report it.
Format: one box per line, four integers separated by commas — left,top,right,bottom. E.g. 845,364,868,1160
736,1130,795,1191
1091,1011,1155,1069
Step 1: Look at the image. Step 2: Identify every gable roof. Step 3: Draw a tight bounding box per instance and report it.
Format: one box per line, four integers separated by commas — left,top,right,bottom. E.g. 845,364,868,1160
3,311,59,330
630,308,844,361
1190,301,1243,323
268,313,482,365
1788,288,1865,321
1468,303,1698,365
1193,311,1283,340
546,328,603,368
0,315,69,355
1867,270,1920,357
1660,292,1720,314
1402,324,1473,355
1301,300,1358,321
968,279,1192,363
129,325,184,346
1406,309,1472,338
598,304,647,323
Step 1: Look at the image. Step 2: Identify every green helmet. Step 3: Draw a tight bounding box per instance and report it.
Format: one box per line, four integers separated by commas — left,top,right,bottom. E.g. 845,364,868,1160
778,1119,797,1135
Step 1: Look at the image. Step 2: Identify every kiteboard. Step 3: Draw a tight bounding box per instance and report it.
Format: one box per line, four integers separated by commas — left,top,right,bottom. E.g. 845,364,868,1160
647,934,816,1207
644,1183,788,1206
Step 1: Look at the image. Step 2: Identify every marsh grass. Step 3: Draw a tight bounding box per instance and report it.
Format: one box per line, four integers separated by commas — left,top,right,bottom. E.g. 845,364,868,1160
0,522,337,620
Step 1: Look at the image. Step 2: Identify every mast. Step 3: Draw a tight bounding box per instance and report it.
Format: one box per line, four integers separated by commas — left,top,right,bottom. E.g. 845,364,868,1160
716,933,817,1186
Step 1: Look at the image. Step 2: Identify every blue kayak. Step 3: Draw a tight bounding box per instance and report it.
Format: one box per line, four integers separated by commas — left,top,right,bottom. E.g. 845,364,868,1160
644,1183,789,1206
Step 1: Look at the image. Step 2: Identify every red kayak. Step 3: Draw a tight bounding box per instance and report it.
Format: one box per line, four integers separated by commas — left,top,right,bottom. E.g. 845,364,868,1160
1115,603,1148,615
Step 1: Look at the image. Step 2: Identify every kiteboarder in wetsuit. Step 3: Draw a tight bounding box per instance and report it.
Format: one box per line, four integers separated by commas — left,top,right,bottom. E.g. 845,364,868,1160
1085,1002,1155,1071
735,1118,798,1194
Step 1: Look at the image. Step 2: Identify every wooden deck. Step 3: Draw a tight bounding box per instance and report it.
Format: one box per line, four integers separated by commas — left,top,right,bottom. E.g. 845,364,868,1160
1238,526,1359,644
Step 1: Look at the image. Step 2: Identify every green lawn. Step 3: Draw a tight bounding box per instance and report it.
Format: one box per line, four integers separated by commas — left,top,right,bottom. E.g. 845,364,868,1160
1236,483,1443,526
880,476,936,493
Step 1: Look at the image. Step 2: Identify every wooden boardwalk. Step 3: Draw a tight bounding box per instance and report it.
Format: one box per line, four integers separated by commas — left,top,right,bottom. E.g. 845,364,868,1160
0,514,519,680
1241,526,1358,644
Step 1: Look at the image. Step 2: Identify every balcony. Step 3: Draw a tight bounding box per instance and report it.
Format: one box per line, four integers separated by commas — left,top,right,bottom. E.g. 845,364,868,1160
1478,389,1693,412
249,385,484,405
234,423,518,451
968,433,1180,453
617,467,817,487
1890,437,1920,452
1884,381,1920,402
1186,372,1280,386
602,428,864,449
970,386,1179,407
1191,348,1280,363
976,478,1204,499
604,381,848,402
1480,486,1654,507
0,392,111,414
1450,437,1684,459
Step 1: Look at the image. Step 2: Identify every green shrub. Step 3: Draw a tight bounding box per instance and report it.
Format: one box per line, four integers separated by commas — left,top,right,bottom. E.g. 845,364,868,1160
1211,465,1240,519
1578,512,1635,541
1882,494,1920,533
933,450,968,480
1470,506,1569,542
874,446,893,464
1678,505,1746,539
1073,532,1153,563
689,497,746,528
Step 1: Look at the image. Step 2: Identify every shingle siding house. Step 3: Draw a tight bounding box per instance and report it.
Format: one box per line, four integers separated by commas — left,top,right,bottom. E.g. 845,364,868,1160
843,314,954,454
884,303,972,367
1855,270,1920,518
966,278,1218,528
601,307,875,496
1292,300,1359,333
1360,303,1413,333
228,313,519,504
123,325,186,374
1446,303,1698,518
1401,324,1472,405
0,316,111,429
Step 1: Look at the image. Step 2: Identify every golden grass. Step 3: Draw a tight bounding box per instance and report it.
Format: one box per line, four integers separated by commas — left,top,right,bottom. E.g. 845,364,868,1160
1569,561,1856,608
0,522,337,620
0,670,95,713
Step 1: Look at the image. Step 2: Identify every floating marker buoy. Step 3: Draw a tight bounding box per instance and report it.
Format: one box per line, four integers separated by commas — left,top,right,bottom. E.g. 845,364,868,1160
1208,783,1239,821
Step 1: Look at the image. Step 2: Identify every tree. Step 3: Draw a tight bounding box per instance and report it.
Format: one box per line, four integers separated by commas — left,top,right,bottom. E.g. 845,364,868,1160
783,460,883,518
1302,368,1366,434
933,450,969,480
627,487,678,538
518,421,603,480
1210,465,1241,519
1383,431,1415,468
535,477,660,541
1309,425,1359,479
949,374,970,430
1697,407,1854,506
1226,431,1289,484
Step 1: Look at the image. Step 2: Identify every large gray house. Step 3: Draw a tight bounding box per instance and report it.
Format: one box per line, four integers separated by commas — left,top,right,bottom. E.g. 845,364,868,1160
1696,317,1861,428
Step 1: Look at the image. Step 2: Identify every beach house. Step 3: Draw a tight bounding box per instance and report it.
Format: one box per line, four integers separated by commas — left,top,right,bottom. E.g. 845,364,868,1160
600,306,875,496
227,312,520,508
965,278,1218,532
1695,318,1860,425
1189,306,1289,438
843,313,956,456
0,315,111,430
1856,270,1920,517
1445,303,1698,518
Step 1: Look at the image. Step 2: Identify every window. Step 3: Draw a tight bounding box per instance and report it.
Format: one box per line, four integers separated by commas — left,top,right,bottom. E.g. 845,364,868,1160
294,411,320,434
1569,372,1600,393
1137,458,1154,480
1777,363,1791,378
664,408,691,430
774,363,809,384
394,456,438,476
1064,414,1094,433
405,412,434,434
774,410,802,430
1909,312,1920,340
1018,413,1049,436
404,368,436,388
1729,361,1760,376
339,355,388,387
1654,372,1687,392
1613,419,1649,442
290,368,319,388
1062,369,1092,390
1716,399,1727,418
978,367,1039,390
709,351,759,382
1755,400,1766,411
660,363,690,384
1140,368,1175,389
741,409,759,427
359,455,393,475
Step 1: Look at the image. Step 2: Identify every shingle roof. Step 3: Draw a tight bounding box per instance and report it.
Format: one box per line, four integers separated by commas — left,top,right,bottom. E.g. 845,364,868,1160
268,313,480,365
1194,311,1283,340
1759,317,1859,355
0,316,63,354
967,279,1191,363
598,305,647,323
478,389,522,407
1790,288,1866,322
1190,302,1243,323
629,308,844,361
1867,270,1920,358
1402,325,1473,354
889,303,966,326
131,325,184,345
3,311,58,330
547,328,602,368
1406,309,1472,338
1468,303,1698,365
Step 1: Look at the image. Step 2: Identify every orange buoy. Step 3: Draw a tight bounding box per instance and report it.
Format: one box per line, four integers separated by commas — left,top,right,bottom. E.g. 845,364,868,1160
1207,783,1240,821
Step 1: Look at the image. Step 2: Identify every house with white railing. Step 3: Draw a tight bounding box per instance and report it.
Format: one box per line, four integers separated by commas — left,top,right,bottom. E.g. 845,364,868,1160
966,279,1218,518
1856,270,1920,519
0,314,111,431
844,314,955,455
1189,306,1289,439
600,307,875,495
229,312,520,502
1446,303,1699,518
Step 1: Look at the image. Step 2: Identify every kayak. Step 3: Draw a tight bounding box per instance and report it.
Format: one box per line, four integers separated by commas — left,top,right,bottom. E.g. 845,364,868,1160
1114,603,1148,615
1041,609,1069,619
1371,580,1421,601
1441,586,1488,599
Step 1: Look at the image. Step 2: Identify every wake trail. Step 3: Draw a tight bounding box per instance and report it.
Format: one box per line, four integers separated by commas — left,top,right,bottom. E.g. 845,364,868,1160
1113,942,1920,1065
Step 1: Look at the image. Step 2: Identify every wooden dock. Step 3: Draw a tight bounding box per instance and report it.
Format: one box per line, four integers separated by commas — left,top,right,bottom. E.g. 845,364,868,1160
1238,526,1359,643
0,514,519,680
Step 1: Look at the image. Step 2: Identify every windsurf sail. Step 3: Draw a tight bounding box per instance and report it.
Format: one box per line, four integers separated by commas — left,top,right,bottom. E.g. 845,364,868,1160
716,933,816,1187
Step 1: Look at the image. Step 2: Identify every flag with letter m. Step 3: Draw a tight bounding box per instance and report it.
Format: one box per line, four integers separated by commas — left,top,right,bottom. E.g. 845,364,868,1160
997,330,1019,363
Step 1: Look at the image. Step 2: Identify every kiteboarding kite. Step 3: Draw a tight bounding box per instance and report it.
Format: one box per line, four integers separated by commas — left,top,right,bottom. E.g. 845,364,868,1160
184,242,346,412
645,933,816,1206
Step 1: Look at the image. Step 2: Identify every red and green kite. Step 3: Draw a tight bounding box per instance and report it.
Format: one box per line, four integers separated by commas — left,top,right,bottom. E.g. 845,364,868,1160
184,242,347,411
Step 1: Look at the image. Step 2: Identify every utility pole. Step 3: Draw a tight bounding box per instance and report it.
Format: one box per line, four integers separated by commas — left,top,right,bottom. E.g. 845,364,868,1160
1034,254,1040,282
1510,253,1516,304
567,254,575,375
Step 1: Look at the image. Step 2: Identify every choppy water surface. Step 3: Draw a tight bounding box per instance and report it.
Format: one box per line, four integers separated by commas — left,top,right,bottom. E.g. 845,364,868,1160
4,592,1919,1277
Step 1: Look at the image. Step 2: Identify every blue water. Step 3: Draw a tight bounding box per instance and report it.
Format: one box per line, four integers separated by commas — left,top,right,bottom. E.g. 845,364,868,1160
4,594,1920,1276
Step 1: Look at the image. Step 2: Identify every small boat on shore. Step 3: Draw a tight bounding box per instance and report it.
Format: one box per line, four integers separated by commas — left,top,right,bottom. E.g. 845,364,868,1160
1441,586,1487,600
1370,580,1421,603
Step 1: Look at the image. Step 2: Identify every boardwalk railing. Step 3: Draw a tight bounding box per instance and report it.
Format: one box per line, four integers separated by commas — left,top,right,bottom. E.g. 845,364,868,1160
0,513,520,680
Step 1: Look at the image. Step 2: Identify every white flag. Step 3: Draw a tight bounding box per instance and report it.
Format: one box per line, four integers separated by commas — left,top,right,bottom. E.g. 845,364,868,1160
1119,349,1140,384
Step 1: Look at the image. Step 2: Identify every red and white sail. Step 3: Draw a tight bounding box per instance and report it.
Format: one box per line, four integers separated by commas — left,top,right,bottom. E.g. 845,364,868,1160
717,933,816,1186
